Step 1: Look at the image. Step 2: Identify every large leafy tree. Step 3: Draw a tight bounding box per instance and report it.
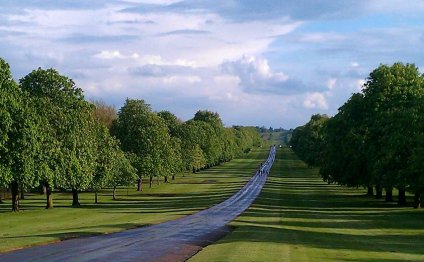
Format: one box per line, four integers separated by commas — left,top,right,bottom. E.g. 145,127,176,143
0,58,40,211
295,63,424,208
109,151,137,200
112,99,172,190
158,110,182,137
158,111,183,181
175,122,200,174
92,122,117,203
290,114,329,167
362,63,424,204
193,110,226,166
20,68,97,207
320,94,372,193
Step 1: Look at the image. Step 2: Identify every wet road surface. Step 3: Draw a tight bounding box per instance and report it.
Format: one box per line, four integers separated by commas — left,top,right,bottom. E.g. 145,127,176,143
0,147,276,262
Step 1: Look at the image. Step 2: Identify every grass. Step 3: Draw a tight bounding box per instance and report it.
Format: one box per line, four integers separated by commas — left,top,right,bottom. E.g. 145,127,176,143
0,147,268,253
190,147,424,261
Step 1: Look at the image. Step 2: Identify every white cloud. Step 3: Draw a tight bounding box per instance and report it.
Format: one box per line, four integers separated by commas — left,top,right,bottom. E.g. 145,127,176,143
350,61,359,68
2,1,424,129
355,79,366,92
222,55,312,95
162,75,201,84
296,32,346,43
326,78,337,90
95,50,127,59
303,92,328,109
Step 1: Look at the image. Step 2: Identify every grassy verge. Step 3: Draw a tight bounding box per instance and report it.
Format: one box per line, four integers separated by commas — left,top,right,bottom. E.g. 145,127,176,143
0,148,268,253
190,147,424,261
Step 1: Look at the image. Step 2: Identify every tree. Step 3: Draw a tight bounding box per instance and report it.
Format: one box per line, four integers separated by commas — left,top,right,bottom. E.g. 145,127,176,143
319,94,371,192
362,63,424,205
191,144,206,173
110,151,137,200
193,110,226,166
0,58,40,211
290,114,329,167
91,99,117,129
92,122,117,204
166,137,183,181
20,68,97,207
112,99,172,190
157,110,182,136
295,62,424,208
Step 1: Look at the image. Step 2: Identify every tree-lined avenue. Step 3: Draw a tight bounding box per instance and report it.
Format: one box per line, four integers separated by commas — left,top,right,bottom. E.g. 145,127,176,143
0,147,276,262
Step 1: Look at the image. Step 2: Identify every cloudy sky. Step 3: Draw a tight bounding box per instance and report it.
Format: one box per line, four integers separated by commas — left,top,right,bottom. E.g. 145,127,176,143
1,1,424,128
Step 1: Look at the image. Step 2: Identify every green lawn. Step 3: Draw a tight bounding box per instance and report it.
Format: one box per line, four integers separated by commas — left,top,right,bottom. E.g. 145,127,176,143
190,147,424,262
0,148,268,253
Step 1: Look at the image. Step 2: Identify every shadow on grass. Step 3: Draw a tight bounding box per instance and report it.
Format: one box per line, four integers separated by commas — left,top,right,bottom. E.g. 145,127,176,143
222,223,424,255
219,148,424,257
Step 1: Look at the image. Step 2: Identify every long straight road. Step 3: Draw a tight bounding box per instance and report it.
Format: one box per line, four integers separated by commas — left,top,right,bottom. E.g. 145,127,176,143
1,147,276,262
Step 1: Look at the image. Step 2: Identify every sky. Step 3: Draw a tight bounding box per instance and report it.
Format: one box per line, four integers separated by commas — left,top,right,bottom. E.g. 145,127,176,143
1,1,424,128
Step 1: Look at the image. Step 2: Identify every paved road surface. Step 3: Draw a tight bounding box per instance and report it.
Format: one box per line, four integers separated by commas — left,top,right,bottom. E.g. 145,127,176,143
0,147,276,262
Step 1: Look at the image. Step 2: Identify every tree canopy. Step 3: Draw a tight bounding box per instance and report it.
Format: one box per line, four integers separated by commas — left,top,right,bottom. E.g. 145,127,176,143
290,62,424,208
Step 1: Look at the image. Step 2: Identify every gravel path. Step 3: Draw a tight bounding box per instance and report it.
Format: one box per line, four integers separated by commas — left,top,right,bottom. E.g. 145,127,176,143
0,147,276,262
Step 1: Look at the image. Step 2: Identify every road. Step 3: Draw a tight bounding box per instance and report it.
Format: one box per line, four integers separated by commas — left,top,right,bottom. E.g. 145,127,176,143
0,146,276,262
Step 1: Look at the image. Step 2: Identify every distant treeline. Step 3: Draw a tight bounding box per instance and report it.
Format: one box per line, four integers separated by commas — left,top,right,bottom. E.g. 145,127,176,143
0,58,261,211
290,62,424,208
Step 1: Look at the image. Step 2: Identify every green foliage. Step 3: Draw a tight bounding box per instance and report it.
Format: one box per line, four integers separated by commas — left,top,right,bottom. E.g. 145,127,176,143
20,68,97,191
290,114,329,167
0,148,262,251
191,144,206,172
320,94,370,187
0,59,41,210
112,99,172,181
292,62,424,206
157,110,181,136
0,58,19,187
0,57,261,210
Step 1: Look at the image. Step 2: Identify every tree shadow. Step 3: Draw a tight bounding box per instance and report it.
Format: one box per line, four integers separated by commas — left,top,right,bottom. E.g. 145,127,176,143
217,148,424,258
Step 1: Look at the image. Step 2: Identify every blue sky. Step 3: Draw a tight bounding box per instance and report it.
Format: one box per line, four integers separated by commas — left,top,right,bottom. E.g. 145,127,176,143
1,0,424,128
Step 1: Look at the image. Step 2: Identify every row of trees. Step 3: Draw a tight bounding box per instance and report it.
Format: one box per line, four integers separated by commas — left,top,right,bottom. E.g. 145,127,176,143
290,63,424,208
0,57,261,211
111,99,261,191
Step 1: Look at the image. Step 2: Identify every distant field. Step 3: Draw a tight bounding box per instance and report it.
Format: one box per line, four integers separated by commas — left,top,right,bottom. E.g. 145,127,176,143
190,147,424,261
0,148,268,253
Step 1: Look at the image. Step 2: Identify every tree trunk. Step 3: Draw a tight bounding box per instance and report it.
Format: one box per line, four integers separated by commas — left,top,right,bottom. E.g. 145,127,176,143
164,176,169,183
385,188,393,202
367,186,374,196
95,190,98,204
113,186,117,200
375,185,382,199
149,176,153,188
398,188,406,206
72,188,80,206
45,184,53,209
172,175,175,181
414,191,421,209
20,186,25,200
11,181,19,212
0,187,4,203
137,177,142,191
